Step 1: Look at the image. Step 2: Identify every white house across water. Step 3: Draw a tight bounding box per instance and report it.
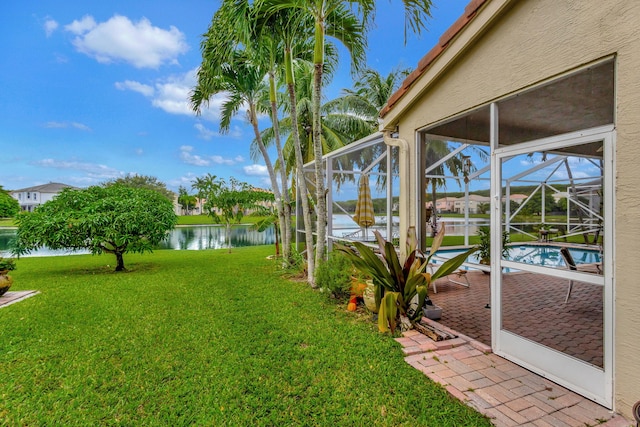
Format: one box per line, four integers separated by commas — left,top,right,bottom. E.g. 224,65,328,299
10,183,77,212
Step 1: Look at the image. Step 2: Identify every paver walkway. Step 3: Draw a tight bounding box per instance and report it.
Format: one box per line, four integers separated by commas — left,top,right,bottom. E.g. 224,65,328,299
396,319,631,426
0,290,39,308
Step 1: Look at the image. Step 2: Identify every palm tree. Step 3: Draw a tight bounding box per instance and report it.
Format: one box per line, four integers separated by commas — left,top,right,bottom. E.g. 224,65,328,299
424,139,488,236
192,0,296,266
191,51,285,249
324,67,410,134
259,59,380,182
265,0,433,268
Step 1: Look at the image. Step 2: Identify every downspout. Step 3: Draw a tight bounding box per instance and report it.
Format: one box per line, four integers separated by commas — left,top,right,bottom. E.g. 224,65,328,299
383,130,410,260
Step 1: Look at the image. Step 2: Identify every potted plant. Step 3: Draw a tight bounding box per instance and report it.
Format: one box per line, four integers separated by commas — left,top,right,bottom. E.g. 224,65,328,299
0,257,16,297
336,226,477,333
477,226,511,268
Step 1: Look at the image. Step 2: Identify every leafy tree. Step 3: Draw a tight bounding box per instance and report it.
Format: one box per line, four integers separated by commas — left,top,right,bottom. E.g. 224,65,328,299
477,202,490,215
0,186,19,218
13,185,177,271
192,174,272,253
519,190,557,216
178,186,197,215
104,174,175,201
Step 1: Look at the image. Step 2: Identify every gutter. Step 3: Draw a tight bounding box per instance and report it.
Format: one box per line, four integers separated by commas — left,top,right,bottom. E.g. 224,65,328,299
382,130,410,259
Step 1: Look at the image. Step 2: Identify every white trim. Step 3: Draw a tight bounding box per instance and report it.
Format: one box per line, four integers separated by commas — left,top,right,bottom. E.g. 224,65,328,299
494,129,614,408
495,331,608,406
490,102,501,351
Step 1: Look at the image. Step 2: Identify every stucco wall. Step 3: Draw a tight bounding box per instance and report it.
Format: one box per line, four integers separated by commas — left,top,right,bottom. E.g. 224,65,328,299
385,0,640,417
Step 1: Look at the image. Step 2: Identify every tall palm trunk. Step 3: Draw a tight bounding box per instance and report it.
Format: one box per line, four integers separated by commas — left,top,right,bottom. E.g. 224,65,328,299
248,102,286,258
285,49,315,285
312,15,327,267
268,70,292,265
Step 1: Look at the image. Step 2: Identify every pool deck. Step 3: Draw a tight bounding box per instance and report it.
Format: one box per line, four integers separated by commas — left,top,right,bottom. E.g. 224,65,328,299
395,270,632,426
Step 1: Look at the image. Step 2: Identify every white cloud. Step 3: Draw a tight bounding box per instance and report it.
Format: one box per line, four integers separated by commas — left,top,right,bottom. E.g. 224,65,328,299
243,164,269,176
116,69,224,121
179,146,242,167
33,159,124,179
194,123,216,140
44,121,92,131
44,18,59,37
211,155,236,166
44,121,67,128
54,53,69,63
71,122,91,131
180,145,210,166
115,80,154,97
168,173,199,190
65,15,97,35
65,14,188,69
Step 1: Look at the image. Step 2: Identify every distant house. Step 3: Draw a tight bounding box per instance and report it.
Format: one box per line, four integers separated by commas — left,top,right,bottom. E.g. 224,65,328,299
10,183,78,212
453,194,491,214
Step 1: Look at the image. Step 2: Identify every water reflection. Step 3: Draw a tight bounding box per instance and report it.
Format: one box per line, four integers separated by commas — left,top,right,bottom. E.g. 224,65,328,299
0,225,275,256
156,225,276,250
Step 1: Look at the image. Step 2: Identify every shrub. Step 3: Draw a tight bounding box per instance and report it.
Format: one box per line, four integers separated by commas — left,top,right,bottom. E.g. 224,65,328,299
315,251,353,300
0,257,16,272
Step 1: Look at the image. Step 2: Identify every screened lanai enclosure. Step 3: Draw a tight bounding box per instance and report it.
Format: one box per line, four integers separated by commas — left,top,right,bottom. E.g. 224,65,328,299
299,132,399,251
303,58,613,406
418,58,613,406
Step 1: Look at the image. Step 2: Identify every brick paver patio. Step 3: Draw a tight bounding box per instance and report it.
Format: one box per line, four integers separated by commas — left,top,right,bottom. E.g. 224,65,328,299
395,270,632,426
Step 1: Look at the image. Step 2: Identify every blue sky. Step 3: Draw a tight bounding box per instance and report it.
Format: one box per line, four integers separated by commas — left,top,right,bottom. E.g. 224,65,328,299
1,0,469,193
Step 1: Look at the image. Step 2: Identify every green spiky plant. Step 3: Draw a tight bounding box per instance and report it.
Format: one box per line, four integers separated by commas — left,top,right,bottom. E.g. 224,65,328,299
336,226,477,333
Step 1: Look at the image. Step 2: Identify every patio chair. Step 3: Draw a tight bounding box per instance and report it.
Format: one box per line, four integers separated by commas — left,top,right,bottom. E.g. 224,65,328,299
427,263,470,293
560,247,577,303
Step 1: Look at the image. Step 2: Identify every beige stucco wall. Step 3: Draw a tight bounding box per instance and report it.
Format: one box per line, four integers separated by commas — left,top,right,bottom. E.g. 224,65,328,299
383,0,640,417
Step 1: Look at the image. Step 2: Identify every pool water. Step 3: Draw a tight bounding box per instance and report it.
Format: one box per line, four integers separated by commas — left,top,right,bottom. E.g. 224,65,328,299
433,244,601,269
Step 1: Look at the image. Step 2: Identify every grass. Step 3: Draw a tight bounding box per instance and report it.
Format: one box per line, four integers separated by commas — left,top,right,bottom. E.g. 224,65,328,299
176,214,266,226
0,248,490,426
0,218,15,227
2,215,267,227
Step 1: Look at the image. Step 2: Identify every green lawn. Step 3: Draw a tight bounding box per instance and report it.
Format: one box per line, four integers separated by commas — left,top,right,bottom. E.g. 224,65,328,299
0,248,490,426
176,214,267,226
0,218,15,227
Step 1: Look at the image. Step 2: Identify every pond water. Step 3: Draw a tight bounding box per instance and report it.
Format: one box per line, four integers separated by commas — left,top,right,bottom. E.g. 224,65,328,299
0,225,275,257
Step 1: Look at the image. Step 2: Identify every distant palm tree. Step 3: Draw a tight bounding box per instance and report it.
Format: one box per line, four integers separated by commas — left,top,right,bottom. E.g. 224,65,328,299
424,139,488,235
191,51,283,248
324,67,410,134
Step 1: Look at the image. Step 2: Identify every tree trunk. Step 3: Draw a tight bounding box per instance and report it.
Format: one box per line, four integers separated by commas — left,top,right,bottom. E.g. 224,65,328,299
274,221,280,257
248,101,286,261
115,251,125,271
285,47,315,286
268,71,292,266
312,19,327,268
226,223,232,253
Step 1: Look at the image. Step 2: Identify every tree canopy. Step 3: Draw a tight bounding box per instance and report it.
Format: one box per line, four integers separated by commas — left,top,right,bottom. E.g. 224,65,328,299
178,186,197,215
104,174,175,201
0,186,19,218
14,185,177,271
192,174,273,252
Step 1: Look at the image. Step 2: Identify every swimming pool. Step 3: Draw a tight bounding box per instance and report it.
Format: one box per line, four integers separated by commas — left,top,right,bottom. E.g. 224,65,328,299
432,244,601,269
